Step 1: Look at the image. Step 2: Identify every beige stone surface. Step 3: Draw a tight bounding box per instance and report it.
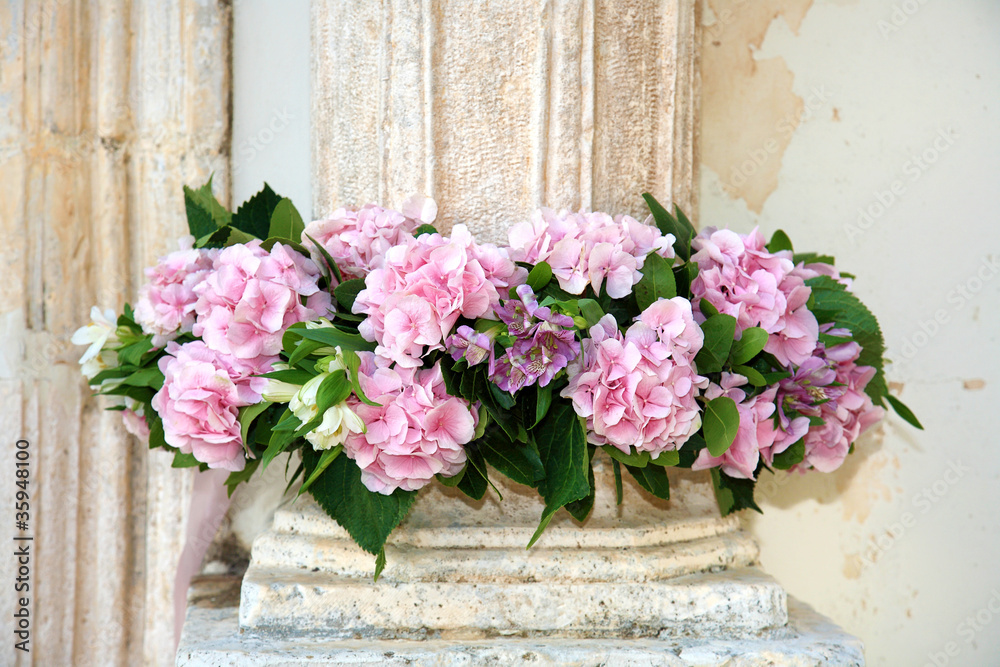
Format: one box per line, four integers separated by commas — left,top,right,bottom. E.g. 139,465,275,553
311,0,701,242
0,1,230,664
178,576,864,666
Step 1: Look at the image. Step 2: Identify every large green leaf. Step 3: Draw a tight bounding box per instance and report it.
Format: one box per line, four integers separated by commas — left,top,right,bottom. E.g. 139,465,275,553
730,327,768,366
528,403,591,547
564,446,597,522
231,183,282,239
703,396,740,457
626,462,670,500
642,192,695,260
771,439,805,470
268,198,306,243
526,261,552,292
806,275,888,405
302,448,417,555
479,428,545,488
711,468,761,516
184,176,231,238
334,278,367,312
694,314,737,374
634,252,677,311
766,229,793,253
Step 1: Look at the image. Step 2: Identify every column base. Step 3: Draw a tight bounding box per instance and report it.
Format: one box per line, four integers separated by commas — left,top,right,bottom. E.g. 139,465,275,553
177,576,864,666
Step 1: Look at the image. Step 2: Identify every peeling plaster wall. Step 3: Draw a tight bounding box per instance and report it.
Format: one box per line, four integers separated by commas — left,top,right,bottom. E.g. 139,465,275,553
699,0,1000,664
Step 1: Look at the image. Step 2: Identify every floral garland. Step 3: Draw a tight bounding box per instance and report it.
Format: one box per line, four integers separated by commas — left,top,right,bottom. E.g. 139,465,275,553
75,181,921,576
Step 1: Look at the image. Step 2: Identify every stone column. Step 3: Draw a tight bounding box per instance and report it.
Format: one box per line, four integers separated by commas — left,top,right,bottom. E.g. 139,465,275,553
177,1,865,663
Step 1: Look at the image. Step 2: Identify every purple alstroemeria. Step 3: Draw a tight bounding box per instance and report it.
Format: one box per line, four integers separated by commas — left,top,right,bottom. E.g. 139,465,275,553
445,325,495,368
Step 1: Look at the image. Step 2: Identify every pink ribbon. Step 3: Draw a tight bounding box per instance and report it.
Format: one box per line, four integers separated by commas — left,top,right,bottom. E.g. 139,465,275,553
173,467,233,649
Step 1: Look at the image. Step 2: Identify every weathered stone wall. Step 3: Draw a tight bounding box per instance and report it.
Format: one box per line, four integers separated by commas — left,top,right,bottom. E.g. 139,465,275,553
0,1,230,664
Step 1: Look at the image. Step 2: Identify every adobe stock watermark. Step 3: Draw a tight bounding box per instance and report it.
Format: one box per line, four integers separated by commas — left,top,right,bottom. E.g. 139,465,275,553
898,254,999,360
857,460,968,573
233,108,296,176
878,0,934,39
727,85,832,191
844,126,957,244
924,588,1000,667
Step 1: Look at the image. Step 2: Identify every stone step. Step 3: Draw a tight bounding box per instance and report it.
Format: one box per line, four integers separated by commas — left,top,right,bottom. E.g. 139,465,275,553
246,530,760,583
238,566,788,639
179,577,862,666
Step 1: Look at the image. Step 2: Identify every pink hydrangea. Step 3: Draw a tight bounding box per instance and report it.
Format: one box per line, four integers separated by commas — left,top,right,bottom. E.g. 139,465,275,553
134,236,217,346
775,330,884,473
193,240,331,360
354,224,527,367
561,305,707,457
301,195,436,280
151,341,273,472
690,227,818,366
507,208,675,298
342,354,475,494
121,403,151,442
691,374,779,480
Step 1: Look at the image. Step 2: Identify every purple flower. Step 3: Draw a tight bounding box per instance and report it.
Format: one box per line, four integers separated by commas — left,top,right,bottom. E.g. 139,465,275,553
446,325,495,367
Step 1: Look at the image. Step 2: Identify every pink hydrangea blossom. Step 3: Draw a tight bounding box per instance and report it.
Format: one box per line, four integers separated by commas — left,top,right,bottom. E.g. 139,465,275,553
690,227,818,366
774,329,884,473
507,208,675,298
134,236,217,346
342,354,475,494
354,224,527,367
691,374,778,480
121,402,151,442
151,341,272,472
301,195,436,280
561,307,706,457
193,240,331,360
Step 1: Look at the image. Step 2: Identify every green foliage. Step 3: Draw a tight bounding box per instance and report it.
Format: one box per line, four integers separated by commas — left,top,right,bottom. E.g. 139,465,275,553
694,314,737,374
526,261,553,292
564,446,597,522
184,176,231,238
478,428,545,488
634,252,677,310
231,183,281,239
456,446,489,500
603,445,651,468
302,447,417,556
577,298,605,327
730,327,768,366
806,276,888,405
642,192,696,261
268,198,306,243
626,462,670,500
414,223,438,236
771,439,805,470
334,278,367,312
529,403,591,547
297,446,343,496
766,229,793,253
703,396,740,457
711,468,761,516
886,395,924,429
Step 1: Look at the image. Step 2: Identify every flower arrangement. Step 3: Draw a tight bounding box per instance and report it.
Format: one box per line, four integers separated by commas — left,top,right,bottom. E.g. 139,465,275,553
75,180,921,576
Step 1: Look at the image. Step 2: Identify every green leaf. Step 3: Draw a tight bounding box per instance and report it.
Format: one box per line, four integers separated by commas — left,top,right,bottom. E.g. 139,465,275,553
694,314,737,374
564,446,597,522
526,261,553,292
612,459,623,505
772,439,805,470
528,405,591,548
333,278,365,313
184,176,231,238
304,233,343,284
766,229,793,253
731,327,769,365
268,198,306,242
121,366,165,389
698,298,719,318
642,192,695,261
634,252,677,311
479,431,545,487
733,365,767,387
806,275,888,405
171,452,200,468
414,223,438,237
302,447,417,555
117,337,154,367
793,252,836,266
711,468,761,516
296,326,376,352
239,402,272,453
603,445,651,468
315,370,352,416
259,368,314,384
886,394,923,430
288,339,326,366
231,183,281,239
650,450,681,467
704,396,740,457
297,445,343,496
576,298,605,327
534,382,553,427
373,549,387,582
626,462,670,500
456,446,488,500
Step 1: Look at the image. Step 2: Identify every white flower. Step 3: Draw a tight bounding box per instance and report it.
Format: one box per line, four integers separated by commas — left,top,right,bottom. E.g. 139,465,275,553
305,403,365,451
81,348,118,381
71,306,118,367
261,378,300,404
289,373,327,424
